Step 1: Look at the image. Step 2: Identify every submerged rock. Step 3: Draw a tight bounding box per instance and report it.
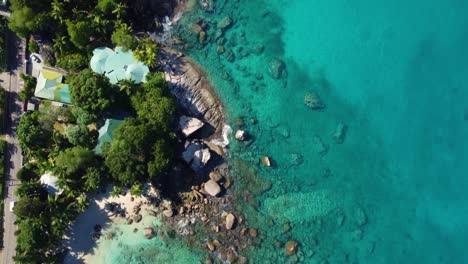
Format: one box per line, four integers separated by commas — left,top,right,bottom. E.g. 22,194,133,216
304,91,325,110
204,179,221,196
261,156,272,167
268,58,286,79
179,115,204,137
313,135,328,155
332,122,347,144
198,31,207,44
133,214,142,223
225,213,236,230
285,240,299,256
235,130,246,141
217,16,233,30
354,207,367,226
144,227,155,239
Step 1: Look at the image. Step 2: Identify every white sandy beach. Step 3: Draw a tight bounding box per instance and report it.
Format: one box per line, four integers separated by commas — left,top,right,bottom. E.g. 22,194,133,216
63,185,161,264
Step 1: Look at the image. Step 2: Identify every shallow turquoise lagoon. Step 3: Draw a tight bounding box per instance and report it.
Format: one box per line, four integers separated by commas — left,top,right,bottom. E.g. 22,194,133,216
176,0,468,262
103,0,468,263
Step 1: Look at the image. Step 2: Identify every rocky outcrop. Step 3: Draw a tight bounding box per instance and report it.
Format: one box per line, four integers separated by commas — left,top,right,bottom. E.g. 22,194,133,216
179,115,204,137
159,48,224,135
268,58,286,79
144,227,155,239
225,213,236,230
204,179,221,196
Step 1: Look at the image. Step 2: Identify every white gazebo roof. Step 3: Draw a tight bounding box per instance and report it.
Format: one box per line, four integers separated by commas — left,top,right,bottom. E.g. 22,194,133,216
39,172,63,196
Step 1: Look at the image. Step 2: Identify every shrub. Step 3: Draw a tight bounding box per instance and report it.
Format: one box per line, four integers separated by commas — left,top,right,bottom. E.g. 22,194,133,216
28,40,39,53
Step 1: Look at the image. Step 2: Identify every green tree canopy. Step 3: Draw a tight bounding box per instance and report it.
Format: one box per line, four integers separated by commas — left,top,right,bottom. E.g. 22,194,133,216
9,0,52,37
16,218,48,257
16,165,39,182
19,73,37,101
131,73,175,132
133,37,158,67
56,53,89,71
147,139,172,179
66,20,94,49
69,69,114,113
83,166,105,192
17,112,51,151
14,197,48,219
64,125,92,147
71,107,96,125
16,181,47,199
103,118,149,185
111,22,137,50
55,146,95,176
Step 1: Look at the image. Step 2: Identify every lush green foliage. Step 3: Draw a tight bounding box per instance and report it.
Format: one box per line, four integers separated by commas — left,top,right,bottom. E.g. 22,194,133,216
14,197,47,219
104,73,175,186
0,17,8,71
131,73,175,132
8,0,52,37
16,165,40,182
17,112,51,151
111,22,137,50
9,1,175,261
55,146,95,176
71,107,96,125
64,124,92,146
56,53,89,71
133,37,158,68
19,73,37,101
69,69,114,112
28,39,39,53
66,20,94,49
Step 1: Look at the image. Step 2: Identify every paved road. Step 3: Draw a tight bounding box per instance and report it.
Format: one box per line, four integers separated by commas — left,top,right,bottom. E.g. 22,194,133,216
1,29,25,264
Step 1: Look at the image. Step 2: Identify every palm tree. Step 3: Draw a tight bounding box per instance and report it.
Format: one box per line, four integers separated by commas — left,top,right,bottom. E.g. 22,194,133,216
51,0,65,24
118,79,137,95
53,35,68,55
112,2,128,20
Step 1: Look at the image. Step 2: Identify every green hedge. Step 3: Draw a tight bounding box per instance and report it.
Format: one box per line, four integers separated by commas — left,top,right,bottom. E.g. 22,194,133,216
0,17,7,71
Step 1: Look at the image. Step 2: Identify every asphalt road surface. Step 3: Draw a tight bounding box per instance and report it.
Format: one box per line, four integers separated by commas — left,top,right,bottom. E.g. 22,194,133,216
1,29,25,264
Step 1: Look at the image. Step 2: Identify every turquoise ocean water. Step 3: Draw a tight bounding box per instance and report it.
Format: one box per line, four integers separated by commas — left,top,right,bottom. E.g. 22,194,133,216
95,0,468,263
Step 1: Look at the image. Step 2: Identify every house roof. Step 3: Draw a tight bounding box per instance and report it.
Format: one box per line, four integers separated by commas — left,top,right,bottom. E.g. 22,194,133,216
40,172,63,196
95,118,124,154
90,46,149,85
34,68,71,104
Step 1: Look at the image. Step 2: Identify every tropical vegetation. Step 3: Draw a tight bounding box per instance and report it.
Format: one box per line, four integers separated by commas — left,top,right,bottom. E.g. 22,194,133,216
8,0,176,262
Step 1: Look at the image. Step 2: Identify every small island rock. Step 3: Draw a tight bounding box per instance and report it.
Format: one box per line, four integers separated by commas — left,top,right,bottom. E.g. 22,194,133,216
163,209,174,218
235,130,246,141
204,180,222,196
261,156,272,167
225,213,236,230
133,214,142,223
144,227,155,239
285,240,299,256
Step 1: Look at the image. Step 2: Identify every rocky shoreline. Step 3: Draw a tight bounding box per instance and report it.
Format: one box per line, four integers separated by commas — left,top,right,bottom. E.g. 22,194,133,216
159,47,226,138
